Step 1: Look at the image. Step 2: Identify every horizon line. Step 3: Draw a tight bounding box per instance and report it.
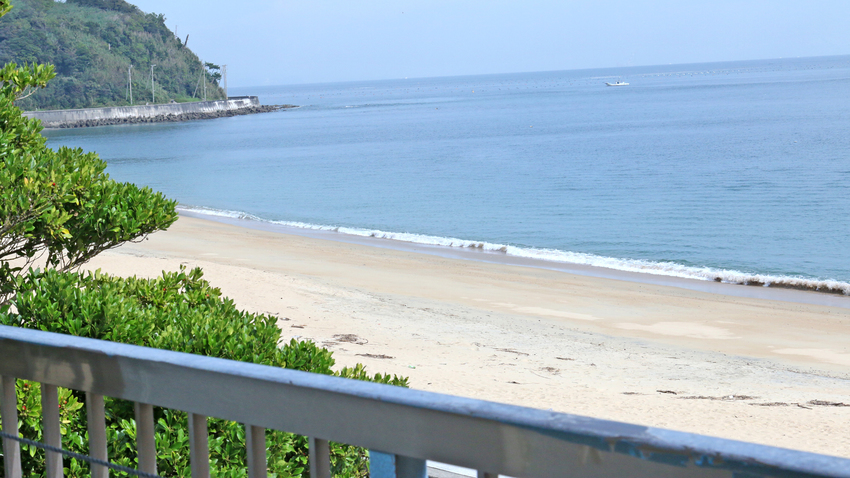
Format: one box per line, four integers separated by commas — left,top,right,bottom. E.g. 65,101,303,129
228,53,850,90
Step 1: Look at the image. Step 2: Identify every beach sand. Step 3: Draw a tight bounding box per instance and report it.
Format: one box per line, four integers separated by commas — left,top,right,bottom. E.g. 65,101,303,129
84,215,850,458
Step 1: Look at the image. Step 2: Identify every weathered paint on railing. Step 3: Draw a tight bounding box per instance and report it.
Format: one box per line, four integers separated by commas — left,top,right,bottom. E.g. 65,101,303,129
1,325,849,478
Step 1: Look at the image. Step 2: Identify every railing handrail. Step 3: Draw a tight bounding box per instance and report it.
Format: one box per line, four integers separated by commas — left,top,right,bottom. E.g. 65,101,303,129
1,324,848,478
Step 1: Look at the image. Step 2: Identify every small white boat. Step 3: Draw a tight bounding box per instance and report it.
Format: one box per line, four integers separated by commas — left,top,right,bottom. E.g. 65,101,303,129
605,81,629,86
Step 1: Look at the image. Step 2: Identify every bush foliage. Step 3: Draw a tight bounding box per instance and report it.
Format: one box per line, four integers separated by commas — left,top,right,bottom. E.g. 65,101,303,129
0,58,177,304
0,0,226,110
0,267,408,477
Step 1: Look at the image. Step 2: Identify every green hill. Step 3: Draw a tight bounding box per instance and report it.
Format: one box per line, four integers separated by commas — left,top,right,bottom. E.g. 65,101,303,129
0,0,226,110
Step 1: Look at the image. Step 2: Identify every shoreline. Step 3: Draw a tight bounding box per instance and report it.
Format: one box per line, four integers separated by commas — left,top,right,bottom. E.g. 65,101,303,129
179,208,850,309
83,213,850,457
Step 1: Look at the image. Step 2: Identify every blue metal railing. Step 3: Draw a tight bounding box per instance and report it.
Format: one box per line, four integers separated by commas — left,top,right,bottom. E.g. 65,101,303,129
1,325,848,478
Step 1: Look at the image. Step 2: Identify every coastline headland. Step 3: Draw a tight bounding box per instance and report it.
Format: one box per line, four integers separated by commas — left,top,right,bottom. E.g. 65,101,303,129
24,96,297,128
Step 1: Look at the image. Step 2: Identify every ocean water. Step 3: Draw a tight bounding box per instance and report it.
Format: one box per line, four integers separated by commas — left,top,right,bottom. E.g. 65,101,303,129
44,56,850,293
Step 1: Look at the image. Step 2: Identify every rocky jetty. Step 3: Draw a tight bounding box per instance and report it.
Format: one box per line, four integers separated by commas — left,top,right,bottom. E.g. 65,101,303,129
51,104,297,128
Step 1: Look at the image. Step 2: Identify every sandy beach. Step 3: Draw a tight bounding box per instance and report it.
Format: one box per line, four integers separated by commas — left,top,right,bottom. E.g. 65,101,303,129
84,214,850,458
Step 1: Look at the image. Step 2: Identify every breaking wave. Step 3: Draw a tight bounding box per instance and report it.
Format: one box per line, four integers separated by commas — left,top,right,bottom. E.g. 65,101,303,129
179,206,850,295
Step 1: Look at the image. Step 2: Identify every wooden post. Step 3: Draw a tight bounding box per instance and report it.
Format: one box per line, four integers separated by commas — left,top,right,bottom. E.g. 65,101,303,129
41,384,63,478
188,413,210,478
246,425,267,478
134,402,157,476
1,376,22,478
308,437,330,478
86,393,108,478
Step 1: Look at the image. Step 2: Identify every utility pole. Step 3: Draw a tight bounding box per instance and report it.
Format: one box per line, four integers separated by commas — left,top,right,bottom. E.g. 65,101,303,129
128,65,133,105
150,64,156,104
222,64,228,98
202,61,206,101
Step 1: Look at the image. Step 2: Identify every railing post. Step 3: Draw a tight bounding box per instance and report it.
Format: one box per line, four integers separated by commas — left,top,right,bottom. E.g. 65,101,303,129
41,384,64,478
370,451,426,478
1,376,22,478
133,402,156,475
308,436,330,478
134,402,157,475
245,424,267,478
188,413,210,478
86,393,109,478
396,455,427,478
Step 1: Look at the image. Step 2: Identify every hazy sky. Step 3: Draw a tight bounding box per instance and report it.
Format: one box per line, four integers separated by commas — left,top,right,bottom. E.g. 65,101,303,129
130,0,850,87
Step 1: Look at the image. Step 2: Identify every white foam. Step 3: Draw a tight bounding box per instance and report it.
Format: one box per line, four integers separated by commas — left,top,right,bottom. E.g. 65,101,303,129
180,206,265,222
178,206,850,295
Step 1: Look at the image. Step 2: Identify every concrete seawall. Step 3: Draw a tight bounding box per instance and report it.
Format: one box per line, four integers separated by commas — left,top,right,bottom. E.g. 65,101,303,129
23,96,263,128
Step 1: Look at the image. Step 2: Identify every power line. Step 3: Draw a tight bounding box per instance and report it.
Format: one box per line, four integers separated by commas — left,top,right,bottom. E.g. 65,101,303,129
0,431,163,478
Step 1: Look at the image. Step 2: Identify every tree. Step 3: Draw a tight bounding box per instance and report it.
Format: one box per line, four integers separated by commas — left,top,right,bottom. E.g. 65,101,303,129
204,61,222,83
0,11,178,303
2,0,226,109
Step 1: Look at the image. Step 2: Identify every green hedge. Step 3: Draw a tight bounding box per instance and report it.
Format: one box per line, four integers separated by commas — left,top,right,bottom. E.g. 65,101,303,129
0,266,408,477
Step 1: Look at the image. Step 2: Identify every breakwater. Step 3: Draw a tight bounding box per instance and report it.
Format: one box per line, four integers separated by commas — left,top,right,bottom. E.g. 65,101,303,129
24,96,295,128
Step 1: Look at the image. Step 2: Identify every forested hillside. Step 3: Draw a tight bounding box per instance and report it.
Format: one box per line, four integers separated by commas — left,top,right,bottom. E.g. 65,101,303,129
0,0,226,110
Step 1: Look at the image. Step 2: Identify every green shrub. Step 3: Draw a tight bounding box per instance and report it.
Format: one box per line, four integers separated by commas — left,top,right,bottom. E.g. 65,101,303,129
0,267,408,477
0,59,178,305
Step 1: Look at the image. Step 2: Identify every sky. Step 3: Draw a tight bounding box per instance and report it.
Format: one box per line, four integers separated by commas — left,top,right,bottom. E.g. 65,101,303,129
129,0,850,88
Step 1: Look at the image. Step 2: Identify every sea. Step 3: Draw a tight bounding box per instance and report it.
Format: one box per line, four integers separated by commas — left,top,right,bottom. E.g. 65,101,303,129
43,55,850,295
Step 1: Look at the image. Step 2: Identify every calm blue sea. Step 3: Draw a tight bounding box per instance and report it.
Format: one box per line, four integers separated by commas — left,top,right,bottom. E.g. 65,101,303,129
44,56,850,293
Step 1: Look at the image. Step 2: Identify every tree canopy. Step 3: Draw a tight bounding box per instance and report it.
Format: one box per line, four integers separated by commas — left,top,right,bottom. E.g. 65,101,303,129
0,50,178,302
0,0,226,110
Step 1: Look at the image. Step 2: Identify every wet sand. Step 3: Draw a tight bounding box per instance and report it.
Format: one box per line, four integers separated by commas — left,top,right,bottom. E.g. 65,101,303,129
85,214,850,458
